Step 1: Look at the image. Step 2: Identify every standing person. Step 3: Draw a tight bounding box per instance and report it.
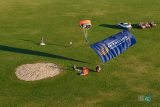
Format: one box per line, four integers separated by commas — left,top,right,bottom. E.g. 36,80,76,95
96,65,101,72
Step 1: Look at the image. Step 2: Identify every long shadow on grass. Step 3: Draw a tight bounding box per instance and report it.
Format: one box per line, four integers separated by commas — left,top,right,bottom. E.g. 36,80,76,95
20,39,37,43
20,39,39,45
0,45,87,63
99,24,123,29
20,39,69,47
132,24,140,29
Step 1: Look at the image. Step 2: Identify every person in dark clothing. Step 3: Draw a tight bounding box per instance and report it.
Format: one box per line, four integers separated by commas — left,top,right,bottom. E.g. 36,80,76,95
96,65,101,72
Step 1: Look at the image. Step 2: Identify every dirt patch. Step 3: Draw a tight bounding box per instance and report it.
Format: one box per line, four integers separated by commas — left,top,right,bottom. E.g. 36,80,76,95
15,63,60,81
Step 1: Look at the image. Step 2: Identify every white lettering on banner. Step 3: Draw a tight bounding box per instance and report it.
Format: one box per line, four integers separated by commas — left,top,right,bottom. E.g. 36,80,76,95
107,36,129,49
96,43,109,56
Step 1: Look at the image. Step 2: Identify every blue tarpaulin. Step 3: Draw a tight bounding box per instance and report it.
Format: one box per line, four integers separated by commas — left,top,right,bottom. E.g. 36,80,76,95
90,30,136,63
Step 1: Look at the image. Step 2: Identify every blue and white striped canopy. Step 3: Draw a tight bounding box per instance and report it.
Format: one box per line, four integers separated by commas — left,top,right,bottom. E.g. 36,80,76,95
90,30,136,63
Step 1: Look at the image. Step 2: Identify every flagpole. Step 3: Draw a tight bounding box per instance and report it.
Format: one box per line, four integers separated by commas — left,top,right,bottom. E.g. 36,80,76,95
84,28,88,42
80,20,91,42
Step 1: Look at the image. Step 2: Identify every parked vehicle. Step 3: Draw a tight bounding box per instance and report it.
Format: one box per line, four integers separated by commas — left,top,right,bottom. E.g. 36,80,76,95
117,22,132,29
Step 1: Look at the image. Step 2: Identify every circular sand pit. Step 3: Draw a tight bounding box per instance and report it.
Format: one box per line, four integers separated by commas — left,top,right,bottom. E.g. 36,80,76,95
15,63,60,81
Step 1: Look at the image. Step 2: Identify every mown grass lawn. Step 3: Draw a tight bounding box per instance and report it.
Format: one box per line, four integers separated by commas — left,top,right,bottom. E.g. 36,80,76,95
0,0,160,107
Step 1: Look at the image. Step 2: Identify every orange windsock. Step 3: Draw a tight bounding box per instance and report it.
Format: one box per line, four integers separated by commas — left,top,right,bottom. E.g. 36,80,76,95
80,20,91,26
80,20,92,29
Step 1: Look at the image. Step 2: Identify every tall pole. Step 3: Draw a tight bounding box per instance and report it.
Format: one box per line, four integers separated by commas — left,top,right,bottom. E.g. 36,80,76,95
83,28,88,42
80,20,91,42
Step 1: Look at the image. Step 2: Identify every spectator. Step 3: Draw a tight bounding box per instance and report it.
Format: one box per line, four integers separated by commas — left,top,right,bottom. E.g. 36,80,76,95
96,65,101,72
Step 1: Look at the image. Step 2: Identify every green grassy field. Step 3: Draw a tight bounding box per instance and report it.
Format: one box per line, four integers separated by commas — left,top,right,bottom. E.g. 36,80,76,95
0,0,160,106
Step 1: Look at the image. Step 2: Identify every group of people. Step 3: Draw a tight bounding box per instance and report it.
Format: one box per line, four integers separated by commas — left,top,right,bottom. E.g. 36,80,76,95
139,21,157,29
73,65,101,76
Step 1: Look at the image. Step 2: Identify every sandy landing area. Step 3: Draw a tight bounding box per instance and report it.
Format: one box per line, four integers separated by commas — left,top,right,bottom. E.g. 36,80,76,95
15,63,60,81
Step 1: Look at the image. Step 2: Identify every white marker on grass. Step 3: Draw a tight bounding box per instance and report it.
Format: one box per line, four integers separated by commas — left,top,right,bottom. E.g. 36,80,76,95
40,37,45,46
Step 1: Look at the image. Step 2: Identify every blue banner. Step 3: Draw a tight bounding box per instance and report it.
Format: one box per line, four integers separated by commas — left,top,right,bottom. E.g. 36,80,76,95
90,30,136,63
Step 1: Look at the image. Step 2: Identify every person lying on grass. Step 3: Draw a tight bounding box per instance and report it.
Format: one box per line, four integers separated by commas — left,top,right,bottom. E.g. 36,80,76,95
73,65,89,76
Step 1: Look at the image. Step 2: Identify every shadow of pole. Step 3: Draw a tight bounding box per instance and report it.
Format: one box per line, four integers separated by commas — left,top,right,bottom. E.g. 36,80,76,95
0,45,87,63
